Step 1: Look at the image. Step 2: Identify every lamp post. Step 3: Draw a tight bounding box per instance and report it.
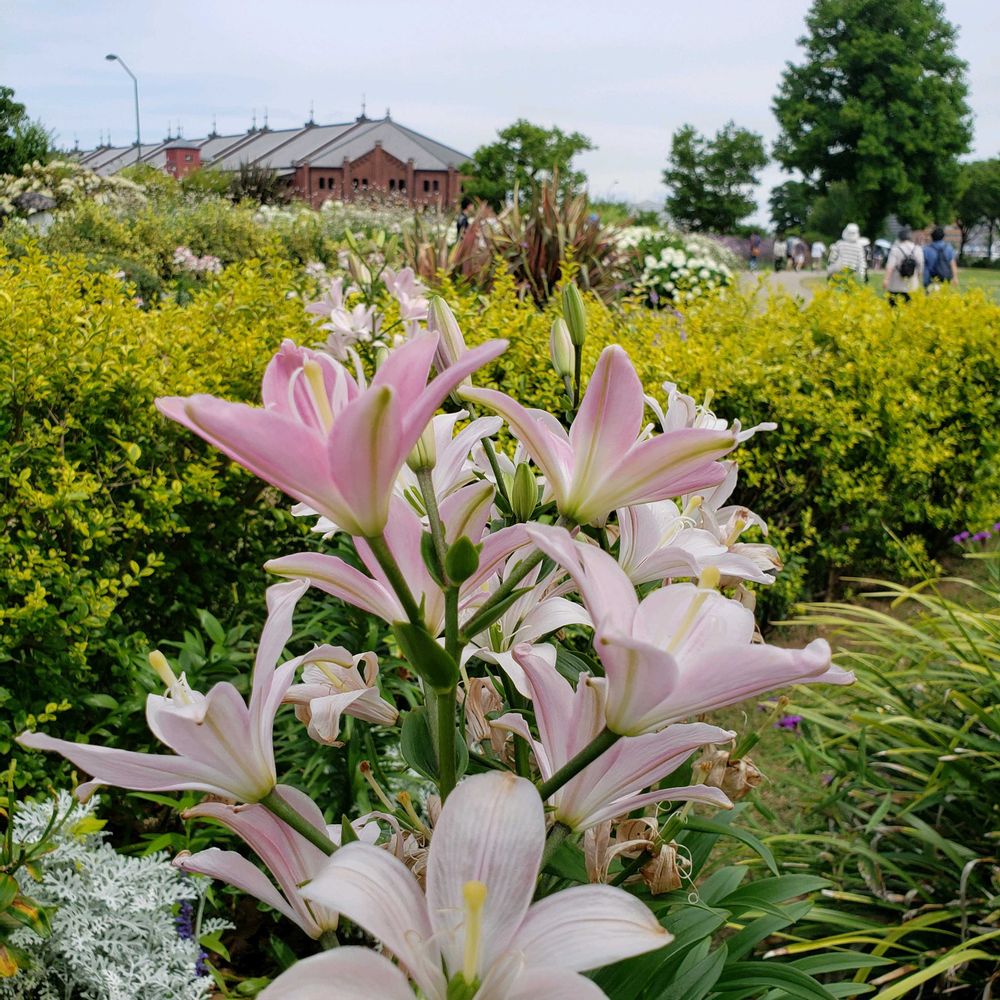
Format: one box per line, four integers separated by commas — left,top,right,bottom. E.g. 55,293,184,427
105,53,141,165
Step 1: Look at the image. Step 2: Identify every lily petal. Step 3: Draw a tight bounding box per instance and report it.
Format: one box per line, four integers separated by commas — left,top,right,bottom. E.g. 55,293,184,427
260,947,415,1000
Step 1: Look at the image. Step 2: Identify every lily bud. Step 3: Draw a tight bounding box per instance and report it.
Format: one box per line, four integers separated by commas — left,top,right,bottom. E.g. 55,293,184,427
444,536,481,584
392,622,460,691
373,344,391,370
510,462,537,522
549,317,575,379
427,296,468,372
561,282,587,347
406,422,437,472
347,251,371,287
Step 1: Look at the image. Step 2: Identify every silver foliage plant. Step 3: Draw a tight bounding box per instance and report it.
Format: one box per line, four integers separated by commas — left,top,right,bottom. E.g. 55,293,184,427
0,793,226,1000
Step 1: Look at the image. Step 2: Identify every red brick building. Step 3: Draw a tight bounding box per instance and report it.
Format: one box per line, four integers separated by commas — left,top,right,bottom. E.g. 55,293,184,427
77,113,469,208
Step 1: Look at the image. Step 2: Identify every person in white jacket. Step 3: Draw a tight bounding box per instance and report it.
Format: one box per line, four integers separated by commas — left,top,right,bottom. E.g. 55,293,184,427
826,223,866,281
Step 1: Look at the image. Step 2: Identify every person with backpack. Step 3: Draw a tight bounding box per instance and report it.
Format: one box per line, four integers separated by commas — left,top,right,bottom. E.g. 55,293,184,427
922,226,959,291
883,226,924,306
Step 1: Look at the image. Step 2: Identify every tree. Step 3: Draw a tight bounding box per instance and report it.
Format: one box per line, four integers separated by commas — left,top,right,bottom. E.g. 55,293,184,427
807,181,865,241
769,180,814,233
662,122,767,232
953,159,1000,258
0,86,53,175
461,120,594,208
773,0,972,237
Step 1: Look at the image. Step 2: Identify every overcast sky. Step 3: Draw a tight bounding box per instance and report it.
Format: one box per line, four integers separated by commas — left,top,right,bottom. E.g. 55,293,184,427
3,0,998,222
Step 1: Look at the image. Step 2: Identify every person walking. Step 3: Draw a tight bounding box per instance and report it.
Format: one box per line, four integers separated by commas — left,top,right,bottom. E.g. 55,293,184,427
748,232,762,271
455,197,473,241
773,235,785,271
826,223,867,282
883,226,924,306
922,226,959,291
810,238,826,270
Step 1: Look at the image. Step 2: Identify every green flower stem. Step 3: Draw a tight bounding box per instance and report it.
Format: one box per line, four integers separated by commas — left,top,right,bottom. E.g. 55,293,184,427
540,821,573,869
260,788,338,855
416,466,448,576
365,533,423,626
610,850,649,887
536,728,620,802
436,684,458,801
572,349,583,417
481,437,512,510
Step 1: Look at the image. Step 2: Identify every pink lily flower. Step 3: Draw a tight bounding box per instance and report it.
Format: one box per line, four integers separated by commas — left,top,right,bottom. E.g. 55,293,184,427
261,772,669,999
493,645,732,831
382,266,429,322
283,645,398,746
527,525,852,736
645,380,777,443
156,333,507,538
616,500,776,586
267,489,529,634
462,345,737,526
17,580,308,802
464,557,592,696
174,784,346,939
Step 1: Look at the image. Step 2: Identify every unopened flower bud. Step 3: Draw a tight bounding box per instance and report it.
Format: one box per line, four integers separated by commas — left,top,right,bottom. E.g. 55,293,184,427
347,251,371,286
549,317,575,379
374,344,391,370
444,535,481,584
407,423,437,472
427,296,468,372
510,462,537,522
561,282,587,347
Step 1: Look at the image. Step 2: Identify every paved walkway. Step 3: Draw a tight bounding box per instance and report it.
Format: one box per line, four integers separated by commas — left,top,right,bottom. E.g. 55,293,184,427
739,268,823,303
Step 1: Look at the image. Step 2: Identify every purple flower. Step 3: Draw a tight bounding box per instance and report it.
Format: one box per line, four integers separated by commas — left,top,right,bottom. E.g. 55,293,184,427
973,531,991,542
952,531,971,543
992,522,1000,533
775,714,803,731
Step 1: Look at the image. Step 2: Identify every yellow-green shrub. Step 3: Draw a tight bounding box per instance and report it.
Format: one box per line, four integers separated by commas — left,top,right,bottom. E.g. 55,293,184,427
445,274,1000,619
0,249,316,785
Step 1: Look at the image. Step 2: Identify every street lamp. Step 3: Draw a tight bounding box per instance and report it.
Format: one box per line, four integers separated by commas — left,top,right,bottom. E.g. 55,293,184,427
105,53,141,165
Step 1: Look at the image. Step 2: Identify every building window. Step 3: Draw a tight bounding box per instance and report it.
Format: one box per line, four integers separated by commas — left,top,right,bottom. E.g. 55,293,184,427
389,178,396,190
184,153,193,162
319,177,326,189
362,178,368,190
432,179,440,192
423,179,430,192
328,177,335,192
353,178,359,190
400,180,406,193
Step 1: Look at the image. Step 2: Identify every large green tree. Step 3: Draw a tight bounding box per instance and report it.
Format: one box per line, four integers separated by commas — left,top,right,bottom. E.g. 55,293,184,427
953,159,1000,257
0,86,53,176
461,119,594,208
768,179,814,233
663,122,767,232
773,0,972,237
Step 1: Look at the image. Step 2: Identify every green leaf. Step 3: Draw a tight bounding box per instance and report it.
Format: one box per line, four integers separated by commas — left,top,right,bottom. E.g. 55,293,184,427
653,942,727,1000
400,707,468,783
684,816,779,875
393,623,460,690
714,960,836,1000
199,928,231,961
82,693,119,711
0,875,18,910
198,609,227,646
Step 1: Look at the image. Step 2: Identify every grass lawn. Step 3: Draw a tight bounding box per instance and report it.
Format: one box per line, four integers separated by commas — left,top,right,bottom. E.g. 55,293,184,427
799,265,1000,301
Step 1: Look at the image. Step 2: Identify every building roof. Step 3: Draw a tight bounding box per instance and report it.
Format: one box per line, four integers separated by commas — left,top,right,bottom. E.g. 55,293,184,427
305,117,469,170
74,115,469,176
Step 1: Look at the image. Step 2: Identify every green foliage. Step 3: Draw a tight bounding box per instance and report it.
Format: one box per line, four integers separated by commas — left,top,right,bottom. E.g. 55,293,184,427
663,122,768,233
228,162,289,206
954,158,1000,256
769,180,814,234
0,87,53,177
770,557,1000,994
452,277,1000,621
461,118,594,209
0,249,316,790
773,0,973,236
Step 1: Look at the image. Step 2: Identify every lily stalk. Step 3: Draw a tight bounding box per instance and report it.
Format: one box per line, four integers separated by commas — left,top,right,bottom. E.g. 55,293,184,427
260,788,338,856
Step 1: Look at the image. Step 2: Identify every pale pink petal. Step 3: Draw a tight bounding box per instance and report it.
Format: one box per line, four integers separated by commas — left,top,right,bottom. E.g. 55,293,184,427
440,480,495,545
426,772,544,979
301,688,395,744
568,346,644,499
175,848,303,929
371,332,437,407
582,782,732,826
510,884,670,972
502,969,608,1000
260,341,358,426
462,387,573,500
302,844,434,992
264,551,402,623
631,584,756,652
16,731,246,800
405,339,508,443
261,948,415,1000
462,525,530,596
436,416,503,494
326,386,404,537
156,395,347,519
526,525,637,633
250,579,310,731
514,596,592,645
595,427,736,509
489,712,552,778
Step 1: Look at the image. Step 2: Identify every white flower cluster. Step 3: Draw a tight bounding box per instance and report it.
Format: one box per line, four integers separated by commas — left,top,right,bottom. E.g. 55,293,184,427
0,793,227,1000
172,245,223,274
0,160,146,220
640,245,733,305
256,198,454,244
